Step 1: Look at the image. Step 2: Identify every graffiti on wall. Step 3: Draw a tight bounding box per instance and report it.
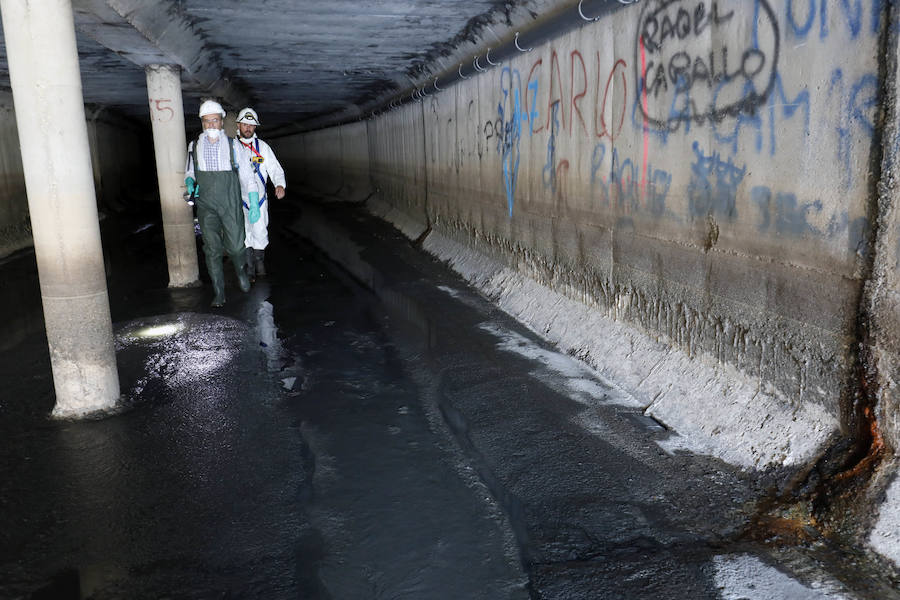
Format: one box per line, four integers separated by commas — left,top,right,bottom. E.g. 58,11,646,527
785,0,886,41
750,186,870,255
635,0,780,132
497,67,527,216
488,55,629,146
687,142,746,218
591,143,671,215
475,0,882,255
487,54,635,211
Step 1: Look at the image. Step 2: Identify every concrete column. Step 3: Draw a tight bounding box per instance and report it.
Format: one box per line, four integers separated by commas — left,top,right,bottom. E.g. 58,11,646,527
145,64,200,287
0,0,119,416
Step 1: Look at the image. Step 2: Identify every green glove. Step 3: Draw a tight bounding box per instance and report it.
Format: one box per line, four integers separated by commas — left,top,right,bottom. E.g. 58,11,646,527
248,191,260,224
185,177,196,196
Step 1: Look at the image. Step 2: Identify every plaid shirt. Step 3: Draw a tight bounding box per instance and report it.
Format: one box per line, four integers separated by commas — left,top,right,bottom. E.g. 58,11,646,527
185,133,254,196
203,135,221,170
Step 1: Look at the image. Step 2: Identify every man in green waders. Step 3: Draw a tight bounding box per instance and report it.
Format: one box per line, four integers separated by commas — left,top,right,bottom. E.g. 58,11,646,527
184,100,253,307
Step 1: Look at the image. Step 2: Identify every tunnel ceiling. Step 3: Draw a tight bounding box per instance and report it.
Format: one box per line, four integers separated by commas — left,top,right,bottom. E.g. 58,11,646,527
0,0,572,135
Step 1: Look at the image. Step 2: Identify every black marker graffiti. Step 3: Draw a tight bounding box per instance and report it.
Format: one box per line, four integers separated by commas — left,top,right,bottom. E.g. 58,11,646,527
635,0,779,131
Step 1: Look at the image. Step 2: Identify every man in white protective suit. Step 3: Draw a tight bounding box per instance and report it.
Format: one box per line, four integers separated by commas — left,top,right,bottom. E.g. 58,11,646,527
234,107,287,281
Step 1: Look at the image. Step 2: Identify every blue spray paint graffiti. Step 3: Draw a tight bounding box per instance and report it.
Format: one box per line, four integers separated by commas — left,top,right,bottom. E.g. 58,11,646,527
688,142,747,218
751,187,822,234
543,103,561,193
713,73,810,156
498,67,529,216
610,148,640,211
528,78,540,136
590,142,672,214
785,0,883,41
751,185,870,254
828,69,879,190
646,169,673,216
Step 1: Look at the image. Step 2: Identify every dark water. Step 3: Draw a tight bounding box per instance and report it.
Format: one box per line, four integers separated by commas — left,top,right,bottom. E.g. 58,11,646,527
0,200,893,599
0,204,525,599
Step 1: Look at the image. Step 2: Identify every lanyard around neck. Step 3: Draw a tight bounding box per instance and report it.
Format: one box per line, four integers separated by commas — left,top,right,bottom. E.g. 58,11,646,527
239,138,262,158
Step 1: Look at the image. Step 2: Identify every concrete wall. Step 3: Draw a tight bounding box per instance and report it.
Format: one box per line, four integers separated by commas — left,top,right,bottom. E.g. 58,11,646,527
87,108,153,212
428,0,883,470
284,0,900,558
0,91,30,257
866,16,900,564
0,94,152,258
279,121,371,203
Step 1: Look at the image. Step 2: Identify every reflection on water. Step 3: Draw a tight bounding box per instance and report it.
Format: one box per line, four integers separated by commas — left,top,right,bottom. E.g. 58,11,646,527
0,304,315,598
116,312,244,398
257,300,283,370
0,249,43,352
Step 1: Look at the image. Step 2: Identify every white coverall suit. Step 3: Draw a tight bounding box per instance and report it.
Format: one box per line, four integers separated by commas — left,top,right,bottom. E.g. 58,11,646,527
237,134,286,250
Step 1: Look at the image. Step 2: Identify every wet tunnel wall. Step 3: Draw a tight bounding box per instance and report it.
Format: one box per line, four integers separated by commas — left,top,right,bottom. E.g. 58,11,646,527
0,90,28,258
0,92,150,258
282,0,900,497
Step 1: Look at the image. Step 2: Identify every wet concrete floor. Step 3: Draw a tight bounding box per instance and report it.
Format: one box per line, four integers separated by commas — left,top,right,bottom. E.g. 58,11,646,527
0,197,893,599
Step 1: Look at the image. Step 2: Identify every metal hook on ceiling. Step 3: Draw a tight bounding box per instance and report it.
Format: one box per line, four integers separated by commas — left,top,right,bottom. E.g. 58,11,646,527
485,48,500,66
514,32,533,52
578,0,602,21
434,78,442,91
458,63,469,79
473,56,486,72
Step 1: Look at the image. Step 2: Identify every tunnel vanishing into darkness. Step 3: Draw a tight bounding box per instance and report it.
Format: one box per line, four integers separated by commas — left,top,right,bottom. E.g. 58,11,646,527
1,0,900,596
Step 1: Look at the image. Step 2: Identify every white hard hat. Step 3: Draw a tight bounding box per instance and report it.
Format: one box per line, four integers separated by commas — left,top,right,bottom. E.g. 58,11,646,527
198,100,226,118
236,107,260,126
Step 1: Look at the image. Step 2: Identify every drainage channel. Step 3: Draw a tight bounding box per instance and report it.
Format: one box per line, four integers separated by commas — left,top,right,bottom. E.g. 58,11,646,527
293,201,875,599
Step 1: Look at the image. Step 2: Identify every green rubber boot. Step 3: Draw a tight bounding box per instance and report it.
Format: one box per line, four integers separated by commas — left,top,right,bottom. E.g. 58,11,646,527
234,256,251,293
209,260,226,307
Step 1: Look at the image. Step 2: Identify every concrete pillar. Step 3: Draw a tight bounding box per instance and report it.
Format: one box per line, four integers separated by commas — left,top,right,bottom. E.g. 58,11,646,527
145,64,200,287
0,0,119,416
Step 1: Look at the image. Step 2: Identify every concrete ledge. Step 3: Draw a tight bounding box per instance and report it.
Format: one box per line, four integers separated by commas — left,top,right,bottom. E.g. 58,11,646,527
366,195,429,241
421,230,841,472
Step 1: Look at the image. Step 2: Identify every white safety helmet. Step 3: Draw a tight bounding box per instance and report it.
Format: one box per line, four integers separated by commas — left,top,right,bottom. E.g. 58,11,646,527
236,107,261,126
198,100,226,118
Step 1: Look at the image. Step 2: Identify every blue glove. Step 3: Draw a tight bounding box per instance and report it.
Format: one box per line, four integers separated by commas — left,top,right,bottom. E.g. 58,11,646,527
248,191,260,224
185,177,196,196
